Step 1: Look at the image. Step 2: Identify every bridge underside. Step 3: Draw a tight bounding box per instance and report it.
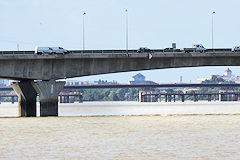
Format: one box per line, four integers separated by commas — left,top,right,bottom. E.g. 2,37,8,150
0,53,239,80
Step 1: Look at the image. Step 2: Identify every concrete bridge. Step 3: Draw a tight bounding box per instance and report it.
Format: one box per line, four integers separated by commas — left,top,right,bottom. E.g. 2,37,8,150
140,91,240,102
1,49,240,117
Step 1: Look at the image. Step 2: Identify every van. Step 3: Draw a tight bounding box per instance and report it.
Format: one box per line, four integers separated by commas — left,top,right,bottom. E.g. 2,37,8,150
35,46,53,54
35,46,69,55
232,46,240,52
51,47,69,54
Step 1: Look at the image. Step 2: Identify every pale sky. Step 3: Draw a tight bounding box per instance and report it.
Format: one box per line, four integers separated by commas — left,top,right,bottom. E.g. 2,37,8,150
1,0,240,83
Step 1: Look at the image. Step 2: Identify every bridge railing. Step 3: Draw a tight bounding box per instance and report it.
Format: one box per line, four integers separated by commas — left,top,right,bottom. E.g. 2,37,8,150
69,50,139,54
0,51,34,54
206,48,232,53
0,48,235,55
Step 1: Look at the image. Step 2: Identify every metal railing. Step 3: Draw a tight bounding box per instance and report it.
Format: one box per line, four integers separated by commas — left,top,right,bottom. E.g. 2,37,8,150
0,48,237,55
0,51,34,54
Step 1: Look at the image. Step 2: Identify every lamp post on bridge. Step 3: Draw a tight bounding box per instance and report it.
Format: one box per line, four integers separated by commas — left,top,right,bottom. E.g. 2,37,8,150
82,12,86,51
211,11,216,49
124,8,128,54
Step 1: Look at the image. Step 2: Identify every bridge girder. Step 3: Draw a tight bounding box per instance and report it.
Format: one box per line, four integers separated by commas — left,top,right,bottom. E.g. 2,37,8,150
0,52,239,80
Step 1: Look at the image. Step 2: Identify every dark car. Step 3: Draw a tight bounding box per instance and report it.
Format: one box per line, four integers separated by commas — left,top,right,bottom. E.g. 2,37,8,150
163,48,174,52
137,47,151,53
163,48,181,52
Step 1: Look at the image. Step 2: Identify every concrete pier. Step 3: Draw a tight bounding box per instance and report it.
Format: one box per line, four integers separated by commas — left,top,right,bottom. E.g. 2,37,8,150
79,95,83,103
32,80,65,117
11,96,15,104
165,95,168,102
11,81,37,117
208,95,212,102
168,95,172,102
181,95,185,102
194,95,198,102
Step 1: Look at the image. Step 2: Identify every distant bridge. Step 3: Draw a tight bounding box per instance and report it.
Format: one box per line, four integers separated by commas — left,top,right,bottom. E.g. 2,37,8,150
63,83,240,89
1,83,240,92
140,91,240,103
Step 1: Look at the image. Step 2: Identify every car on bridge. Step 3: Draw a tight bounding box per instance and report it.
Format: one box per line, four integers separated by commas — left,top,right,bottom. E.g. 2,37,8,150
35,47,53,55
180,44,206,53
163,48,181,52
51,47,69,54
232,46,240,52
137,47,151,53
35,46,69,55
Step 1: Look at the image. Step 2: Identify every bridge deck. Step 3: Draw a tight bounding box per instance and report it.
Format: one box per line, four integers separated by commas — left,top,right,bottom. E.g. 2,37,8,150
0,51,239,59
0,49,239,80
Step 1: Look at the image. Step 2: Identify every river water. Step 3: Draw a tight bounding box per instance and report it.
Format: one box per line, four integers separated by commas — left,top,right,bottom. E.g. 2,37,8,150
1,101,240,159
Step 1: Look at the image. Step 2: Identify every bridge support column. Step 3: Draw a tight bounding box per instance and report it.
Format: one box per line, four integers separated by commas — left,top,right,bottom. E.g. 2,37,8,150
168,95,172,102
154,95,158,102
159,94,161,102
59,96,63,103
207,95,211,102
79,94,83,103
181,95,185,102
234,94,238,101
32,80,65,117
194,95,198,102
165,95,168,102
66,96,70,103
11,96,15,104
11,81,37,117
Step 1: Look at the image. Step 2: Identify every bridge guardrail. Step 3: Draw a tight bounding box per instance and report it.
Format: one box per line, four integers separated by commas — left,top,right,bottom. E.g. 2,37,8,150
0,51,34,54
70,50,139,54
0,48,236,55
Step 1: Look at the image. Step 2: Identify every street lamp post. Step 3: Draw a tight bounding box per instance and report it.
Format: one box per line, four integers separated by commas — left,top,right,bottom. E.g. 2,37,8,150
212,11,216,49
82,12,86,50
124,9,128,53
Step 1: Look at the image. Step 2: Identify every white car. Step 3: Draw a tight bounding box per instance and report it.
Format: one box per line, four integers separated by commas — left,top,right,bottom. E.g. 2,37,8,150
181,44,206,53
232,46,240,52
51,47,69,54
35,46,54,54
192,44,206,52
35,46,69,54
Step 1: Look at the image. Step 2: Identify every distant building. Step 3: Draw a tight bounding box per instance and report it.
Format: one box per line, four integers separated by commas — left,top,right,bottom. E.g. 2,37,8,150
129,73,146,84
197,68,240,83
223,68,232,77
0,79,9,86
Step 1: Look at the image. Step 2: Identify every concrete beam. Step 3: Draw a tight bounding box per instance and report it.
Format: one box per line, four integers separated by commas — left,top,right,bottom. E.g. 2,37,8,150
1,52,240,80
11,81,37,117
32,80,65,117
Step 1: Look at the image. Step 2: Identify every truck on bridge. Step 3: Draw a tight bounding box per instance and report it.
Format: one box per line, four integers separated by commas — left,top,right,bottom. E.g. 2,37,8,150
180,44,206,53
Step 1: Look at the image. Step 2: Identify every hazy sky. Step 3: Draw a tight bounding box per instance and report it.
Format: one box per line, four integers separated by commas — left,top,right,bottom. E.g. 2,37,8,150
1,0,240,83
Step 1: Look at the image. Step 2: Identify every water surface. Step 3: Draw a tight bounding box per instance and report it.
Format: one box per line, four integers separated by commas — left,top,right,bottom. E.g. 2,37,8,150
0,102,240,159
